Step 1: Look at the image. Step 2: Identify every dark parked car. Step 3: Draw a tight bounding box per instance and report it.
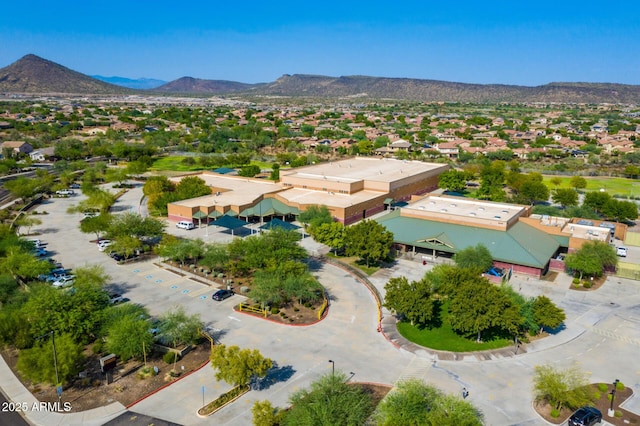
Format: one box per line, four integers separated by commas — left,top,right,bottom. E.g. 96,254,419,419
568,407,602,426
212,289,234,301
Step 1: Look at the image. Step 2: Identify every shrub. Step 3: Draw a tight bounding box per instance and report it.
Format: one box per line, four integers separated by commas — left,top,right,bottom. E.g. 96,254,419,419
138,365,155,379
615,410,623,418
593,391,601,400
271,307,280,314
572,278,580,285
616,381,625,391
582,281,592,288
293,307,299,312
163,351,180,365
598,383,608,392
92,340,105,354
550,409,560,418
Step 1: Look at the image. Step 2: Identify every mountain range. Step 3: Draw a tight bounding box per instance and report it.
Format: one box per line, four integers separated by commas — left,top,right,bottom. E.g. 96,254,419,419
91,75,166,90
1,54,640,104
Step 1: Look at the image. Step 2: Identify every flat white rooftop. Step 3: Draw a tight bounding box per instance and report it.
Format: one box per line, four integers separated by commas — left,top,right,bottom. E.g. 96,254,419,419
169,174,282,208
403,195,526,223
281,157,444,184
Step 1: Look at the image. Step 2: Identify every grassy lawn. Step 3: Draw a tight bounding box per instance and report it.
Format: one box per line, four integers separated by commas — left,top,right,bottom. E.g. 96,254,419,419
150,156,209,172
150,156,277,173
542,175,639,197
397,302,512,352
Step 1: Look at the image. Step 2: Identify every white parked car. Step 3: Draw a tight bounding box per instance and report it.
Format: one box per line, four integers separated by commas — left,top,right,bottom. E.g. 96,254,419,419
176,221,195,230
52,275,75,288
97,240,113,251
617,247,628,257
55,189,75,196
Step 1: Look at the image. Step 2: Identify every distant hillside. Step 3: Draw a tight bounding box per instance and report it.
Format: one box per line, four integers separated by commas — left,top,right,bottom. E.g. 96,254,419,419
1,54,640,103
92,75,166,90
155,77,259,94
246,74,640,104
0,54,132,95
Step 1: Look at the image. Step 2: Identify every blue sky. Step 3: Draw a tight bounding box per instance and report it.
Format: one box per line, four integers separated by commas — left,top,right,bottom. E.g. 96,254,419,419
2,1,639,86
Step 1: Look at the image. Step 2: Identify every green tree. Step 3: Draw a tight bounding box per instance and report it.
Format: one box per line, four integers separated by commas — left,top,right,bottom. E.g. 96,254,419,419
156,306,204,348
477,161,506,201
583,191,612,214
552,188,579,208
175,176,211,199
79,214,112,240
532,296,566,333
344,220,394,267
238,164,261,177
564,240,617,279
533,364,592,410
17,332,84,385
312,222,346,254
299,205,333,230
519,180,550,205
108,212,166,239
601,198,638,222
448,279,521,342
453,244,493,272
568,176,586,191
384,276,436,326
210,344,272,387
550,177,562,188
14,214,42,236
284,372,374,426
104,311,153,361
374,379,482,426
0,247,51,281
438,170,468,193
252,400,284,426
104,167,129,186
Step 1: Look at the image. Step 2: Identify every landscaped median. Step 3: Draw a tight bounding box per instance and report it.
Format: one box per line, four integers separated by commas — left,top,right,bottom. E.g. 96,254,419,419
197,384,250,417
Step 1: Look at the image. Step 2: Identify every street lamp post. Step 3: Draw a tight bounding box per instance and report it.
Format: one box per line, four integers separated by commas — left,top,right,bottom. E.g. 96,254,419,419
37,331,60,401
608,379,620,417
328,359,335,377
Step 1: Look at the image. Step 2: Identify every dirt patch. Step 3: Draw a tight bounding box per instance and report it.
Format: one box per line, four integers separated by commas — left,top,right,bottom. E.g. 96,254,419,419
350,382,392,407
534,384,638,425
541,271,558,282
569,275,607,292
1,341,212,412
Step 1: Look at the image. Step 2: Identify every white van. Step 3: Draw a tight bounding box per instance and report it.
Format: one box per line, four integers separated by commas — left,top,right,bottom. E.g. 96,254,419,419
176,221,195,230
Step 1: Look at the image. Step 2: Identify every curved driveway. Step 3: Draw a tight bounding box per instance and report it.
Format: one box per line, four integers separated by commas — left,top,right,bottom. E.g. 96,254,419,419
6,183,640,425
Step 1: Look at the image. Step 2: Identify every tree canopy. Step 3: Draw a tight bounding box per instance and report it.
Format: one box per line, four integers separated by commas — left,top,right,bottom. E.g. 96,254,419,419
564,240,617,279
210,344,272,387
374,379,482,426
344,220,394,267
453,243,493,272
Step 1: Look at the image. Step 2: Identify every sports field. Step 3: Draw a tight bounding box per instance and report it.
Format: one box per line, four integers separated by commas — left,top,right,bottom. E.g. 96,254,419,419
542,175,638,198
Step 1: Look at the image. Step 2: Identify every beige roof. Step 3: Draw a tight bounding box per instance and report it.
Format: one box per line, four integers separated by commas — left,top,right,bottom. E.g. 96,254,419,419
169,174,282,209
276,187,383,208
281,157,443,185
404,196,526,223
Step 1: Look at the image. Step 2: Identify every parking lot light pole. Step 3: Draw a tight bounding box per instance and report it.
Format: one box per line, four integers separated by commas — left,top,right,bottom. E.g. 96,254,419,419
608,379,620,417
328,360,335,377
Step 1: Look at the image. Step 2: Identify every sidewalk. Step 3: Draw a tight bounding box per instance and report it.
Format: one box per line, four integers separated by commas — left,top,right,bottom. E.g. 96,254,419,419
0,353,125,426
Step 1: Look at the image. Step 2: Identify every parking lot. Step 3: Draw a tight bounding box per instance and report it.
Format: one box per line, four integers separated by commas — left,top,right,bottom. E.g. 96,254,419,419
19,184,640,425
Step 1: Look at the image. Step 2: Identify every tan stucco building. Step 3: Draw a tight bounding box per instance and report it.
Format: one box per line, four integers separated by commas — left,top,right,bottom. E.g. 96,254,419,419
167,157,449,225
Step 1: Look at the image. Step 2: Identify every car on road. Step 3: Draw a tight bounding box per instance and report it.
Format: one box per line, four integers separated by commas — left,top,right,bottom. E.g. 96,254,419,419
83,210,100,218
568,406,602,426
55,189,75,196
52,275,75,288
109,251,138,262
617,247,627,257
176,220,195,230
212,289,234,301
69,183,81,189
27,239,45,249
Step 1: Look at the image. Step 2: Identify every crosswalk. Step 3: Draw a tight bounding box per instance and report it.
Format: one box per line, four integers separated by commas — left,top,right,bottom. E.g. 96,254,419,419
395,356,434,383
589,326,640,347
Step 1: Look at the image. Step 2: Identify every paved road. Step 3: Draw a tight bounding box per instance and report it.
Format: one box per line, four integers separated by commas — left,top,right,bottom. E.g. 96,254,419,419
0,390,30,426
5,183,640,425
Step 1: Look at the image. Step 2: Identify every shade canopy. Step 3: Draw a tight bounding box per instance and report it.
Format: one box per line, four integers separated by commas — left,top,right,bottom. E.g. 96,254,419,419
211,215,248,230
259,218,301,231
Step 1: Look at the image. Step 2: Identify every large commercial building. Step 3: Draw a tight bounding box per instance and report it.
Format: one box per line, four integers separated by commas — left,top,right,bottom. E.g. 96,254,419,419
377,195,627,278
167,157,449,225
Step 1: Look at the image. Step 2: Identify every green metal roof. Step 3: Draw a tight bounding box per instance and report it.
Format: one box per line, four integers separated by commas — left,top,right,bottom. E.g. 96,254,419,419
192,211,207,219
377,210,560,269
240,198,300,217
